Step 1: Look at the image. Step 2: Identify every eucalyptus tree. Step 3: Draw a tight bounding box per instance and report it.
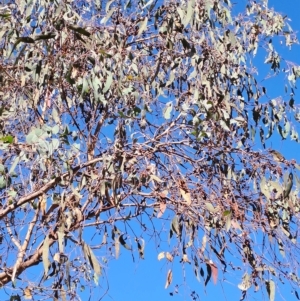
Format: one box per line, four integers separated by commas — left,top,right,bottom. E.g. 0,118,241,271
0,0,300,300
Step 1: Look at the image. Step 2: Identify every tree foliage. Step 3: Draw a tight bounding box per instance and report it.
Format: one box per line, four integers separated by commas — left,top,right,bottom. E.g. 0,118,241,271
0,0,300,300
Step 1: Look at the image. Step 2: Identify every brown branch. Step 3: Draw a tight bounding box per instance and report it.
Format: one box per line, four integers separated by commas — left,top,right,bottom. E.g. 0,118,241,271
4,217,21,250
87,110,108,160
0,154,107,219
0,236,56,286
11,208,39,282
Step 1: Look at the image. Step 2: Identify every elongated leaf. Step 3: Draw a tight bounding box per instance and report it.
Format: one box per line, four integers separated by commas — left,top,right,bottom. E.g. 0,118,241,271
201,235,207,253
100,7,116,24
183,0,195,28
66,260,70,289
82,242,101,275
57,230,65,253
166,252,173,262
260,177,270,200
34,32,56,41
171,215,180,236
115,236,120,259
103,72,113,93
165,269,172,289
42,235,50,277
266,280,275,301
105,0,114,12
9,156,19,175
0,135,14,144
150,175,163,183
137,238,145,259
17,37,35,43
163,102,173,119
211,263,218,284
225,211,232,232
277,238,285,257
205,202,214,213
238,273,251,291
205,263,212,286
180,188,191,205
181,38,190,49
119,234,131,250
138,17,148,37
68,25,91,37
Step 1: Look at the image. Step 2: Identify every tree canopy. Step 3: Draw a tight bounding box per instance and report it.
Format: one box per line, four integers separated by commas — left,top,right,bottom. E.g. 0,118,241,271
0,0,300,300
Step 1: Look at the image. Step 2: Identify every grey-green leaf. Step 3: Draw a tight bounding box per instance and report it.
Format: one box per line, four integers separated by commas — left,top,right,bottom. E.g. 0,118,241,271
119,234,131,250
171,215,180,236
265,280,275,301
163,102,173,120
138,17,148,37
82,241,102,275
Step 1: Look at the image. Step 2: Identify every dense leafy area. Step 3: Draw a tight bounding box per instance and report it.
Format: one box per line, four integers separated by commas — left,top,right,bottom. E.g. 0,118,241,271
0,0,300,300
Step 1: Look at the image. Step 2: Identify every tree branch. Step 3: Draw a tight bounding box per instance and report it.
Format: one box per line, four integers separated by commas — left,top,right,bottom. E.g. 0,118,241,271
0,155,107,219
4,217,21,250
0,237,55,286
11,208,39,282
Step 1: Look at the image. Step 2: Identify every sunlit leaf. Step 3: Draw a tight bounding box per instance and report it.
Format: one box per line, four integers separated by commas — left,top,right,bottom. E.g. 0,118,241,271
42,235,50,277
225,211,232,232
150,175,163,183
158,252,165,261
0,135,14,144
57,229,65,253
183,0,195,28
166,252,173,262
163,102,173,120
238,273,251,291
100,7,116,24
180,188,191,205
138,17,148,37
24,287,32,300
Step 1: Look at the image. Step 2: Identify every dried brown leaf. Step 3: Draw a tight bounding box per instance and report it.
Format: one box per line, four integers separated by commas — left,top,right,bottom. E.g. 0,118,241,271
165,269,173,289
211,262,218,284
24,287,32,299
182,254,190,263
180,188,191,205
166,252,173,262
82,242,102,275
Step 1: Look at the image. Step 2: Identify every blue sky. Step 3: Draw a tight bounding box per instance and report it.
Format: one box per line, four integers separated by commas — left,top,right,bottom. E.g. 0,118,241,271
98,1,300,301
1,1,300,301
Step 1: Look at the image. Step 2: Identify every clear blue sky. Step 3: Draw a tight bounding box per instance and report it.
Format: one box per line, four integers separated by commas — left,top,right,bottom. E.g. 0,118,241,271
1,1,300,301
98,1,300,301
